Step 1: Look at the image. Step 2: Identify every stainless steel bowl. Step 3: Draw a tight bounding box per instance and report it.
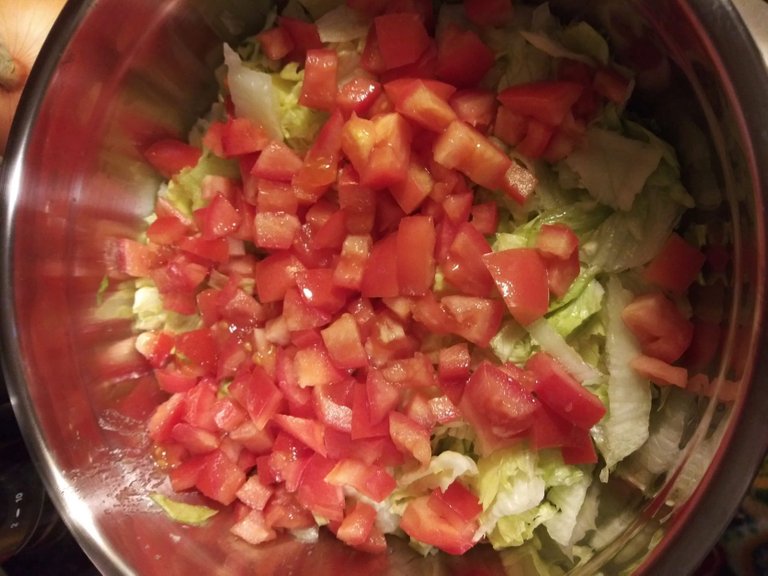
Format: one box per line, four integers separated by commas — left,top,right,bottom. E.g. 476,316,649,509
2,1,768,574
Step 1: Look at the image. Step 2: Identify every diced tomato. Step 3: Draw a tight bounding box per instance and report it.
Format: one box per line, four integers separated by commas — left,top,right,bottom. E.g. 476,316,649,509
630,354,688,388
497,81,584,126
460,361,538,447
515,118,554,159
300,49,339,112
643,232,706,294
254,211,301,250
324,458,397,502
395,215,436,296
560,427,598,465
621,292,694,363
360,26,386,75
294,109,345,200
297,454,345,522
228,367,284,430
147,216,189,245
545,250,580,299
463,0,513,26
168,454,208,492
334,234,372,291
536,223,578,259
470,202,498,235
441,222,495,297
195,449,247,506
384,79,457,132
351,382,391,439
336,500,378,547
171,422,220,454
231,509,277,545
256,179,298,215
433,120,510,193
109,238,160,278
389,411,431,466
361,232,400,298
483,248,550,326
526,352,606,430
273,414,328,457
203,121,226,157
435,24,495,87
365,368,403,425
449,89,497,130
251,141,304,182
135,330,174,369
337,166,376,233
144,138,201,178
374,13,431,70
257,26,294,61
278,17,323,61
295,268,350,316
220,117,271,157
442,296,503,348
529,402,580,451
389,158,434,214
367,113,412,189
175,329,218,376
321,313,368,369
337,77,382,117
254,251,305,303
494,106,528,146
399,488,478,555
147,393,186,444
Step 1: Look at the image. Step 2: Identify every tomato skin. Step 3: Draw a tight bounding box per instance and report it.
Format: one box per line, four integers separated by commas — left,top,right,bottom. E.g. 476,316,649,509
220,117,271,157
461,361,538,441
324,458,397,502
497,81,584,126
337,77,382,117
435,24,495,87
643,232,706,294
195,449,247,506
621,292,694,363
299,49,339,112
389,411,431,466
433,120,510,193
321,313,368,369
483,248,550,327
251,141,304,182
374,13,431,70
229,367,285,430
257,26,294,61
297,454,346,522
336,500,378,547
442,296,504,348
441,222,495,297
144,139,201,178
396,215,436,296
560,428,598,465
384,79,457,132
278,17,323,61
526,352,606,430
399,487,478,555
361,233,400,298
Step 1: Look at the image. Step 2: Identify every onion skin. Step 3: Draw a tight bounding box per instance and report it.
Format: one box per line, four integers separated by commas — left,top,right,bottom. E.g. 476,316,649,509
0,0,67,155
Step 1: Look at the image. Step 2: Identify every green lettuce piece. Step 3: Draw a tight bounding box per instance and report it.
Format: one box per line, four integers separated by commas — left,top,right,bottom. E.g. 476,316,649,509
594,277,652,479
396,451,479,495
491,321,533,364
564,127,664,211
150,493,218,525
166,153,239,217
560,22,610,65
474,448,586,549
580,184,685,274
546,278,605,338
272,64,327,154
543,468,592,548
132,285,167,331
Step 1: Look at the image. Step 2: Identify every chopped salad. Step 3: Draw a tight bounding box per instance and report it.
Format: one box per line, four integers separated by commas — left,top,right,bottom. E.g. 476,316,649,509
112,0,725,563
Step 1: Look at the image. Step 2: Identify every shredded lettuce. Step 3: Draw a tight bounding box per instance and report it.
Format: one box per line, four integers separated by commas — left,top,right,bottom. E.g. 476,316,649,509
546,278,605,338
491,321,534,364
474,448,587,550
150,493,218,525
594,277,652,479
564,127,664,211
166,153,239,217
527,319,602,384
224,44,283,140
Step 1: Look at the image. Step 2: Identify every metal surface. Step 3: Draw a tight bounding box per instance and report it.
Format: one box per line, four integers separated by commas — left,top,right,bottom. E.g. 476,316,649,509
1,0,767,574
